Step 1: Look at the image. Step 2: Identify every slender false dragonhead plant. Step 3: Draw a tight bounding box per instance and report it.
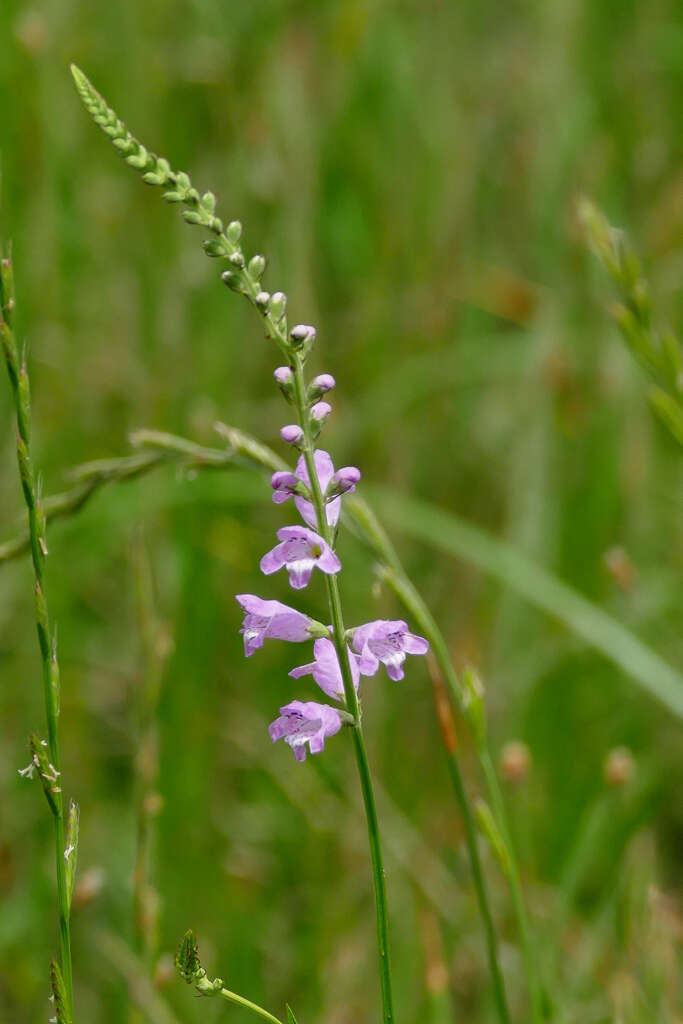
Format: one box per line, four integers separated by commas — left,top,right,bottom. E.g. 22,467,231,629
70,64,435,1023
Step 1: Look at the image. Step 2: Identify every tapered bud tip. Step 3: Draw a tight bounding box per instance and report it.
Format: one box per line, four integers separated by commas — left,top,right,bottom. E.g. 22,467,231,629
280,424,303,444
311,401,331,421
604,746,635,787
274,366,293,385
499,741,531,784
312,373,335,392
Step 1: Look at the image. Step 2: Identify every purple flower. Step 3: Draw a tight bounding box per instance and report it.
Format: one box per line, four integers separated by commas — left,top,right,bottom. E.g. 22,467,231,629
260,525,341,589
270,471,303,505
311,401,331,422
236,595,316,656
352,620,429,681
281,424,303,445
274,366,293,385
269,700,343,761
289,637,360,701
331,466,361,495
294,450,341,529
312,373,335,393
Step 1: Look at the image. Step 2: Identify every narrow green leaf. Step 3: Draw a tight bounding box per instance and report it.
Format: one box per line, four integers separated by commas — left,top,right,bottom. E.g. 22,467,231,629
368,486,683,719
285,1005,299,1024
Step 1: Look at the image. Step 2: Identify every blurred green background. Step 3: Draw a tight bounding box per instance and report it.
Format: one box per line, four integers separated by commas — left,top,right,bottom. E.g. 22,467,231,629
1,1,682,1021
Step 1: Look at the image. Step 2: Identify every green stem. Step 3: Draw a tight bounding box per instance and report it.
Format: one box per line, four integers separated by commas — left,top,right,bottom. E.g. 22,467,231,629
196,977,283,1024
379,567,510,1024
290,354,394,1024
0,254,74,1019
480,748,543,1024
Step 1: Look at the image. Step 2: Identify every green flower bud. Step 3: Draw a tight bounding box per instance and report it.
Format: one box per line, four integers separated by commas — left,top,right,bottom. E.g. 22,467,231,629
226,220,242,243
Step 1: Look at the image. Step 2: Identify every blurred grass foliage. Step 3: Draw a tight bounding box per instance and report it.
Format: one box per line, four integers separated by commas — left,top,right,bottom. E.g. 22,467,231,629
1,1,682,1021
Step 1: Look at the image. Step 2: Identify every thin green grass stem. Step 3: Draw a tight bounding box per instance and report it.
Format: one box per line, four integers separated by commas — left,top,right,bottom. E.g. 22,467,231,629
480,749,543,1024
0,253,75,1019
377,567,510,1024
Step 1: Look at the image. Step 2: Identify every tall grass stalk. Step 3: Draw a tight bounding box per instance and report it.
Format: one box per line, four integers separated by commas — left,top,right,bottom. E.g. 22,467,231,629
0,251,76,1020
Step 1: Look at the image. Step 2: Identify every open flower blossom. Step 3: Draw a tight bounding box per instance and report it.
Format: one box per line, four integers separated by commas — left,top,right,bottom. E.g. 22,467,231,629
352,619,430,681
294,450,342,528
269,700,343,761
289,636,360,701
260,525,341,589
236,594,319,656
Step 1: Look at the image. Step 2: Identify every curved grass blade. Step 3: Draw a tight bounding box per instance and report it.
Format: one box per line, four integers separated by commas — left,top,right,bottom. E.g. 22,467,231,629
367,486,683,719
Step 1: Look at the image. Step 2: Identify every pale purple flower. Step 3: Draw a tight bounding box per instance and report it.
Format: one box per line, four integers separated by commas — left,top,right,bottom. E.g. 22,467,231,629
260,525,341,589
289,637,360,701
290,324,316,347
269,700,343,761
312,373,335,393
280,424,303,445
294,450,341,528
274,366,293,385
311,401,331,422
352,619,429,681
236,595,315,656
331,466,361,495
270,471,304,505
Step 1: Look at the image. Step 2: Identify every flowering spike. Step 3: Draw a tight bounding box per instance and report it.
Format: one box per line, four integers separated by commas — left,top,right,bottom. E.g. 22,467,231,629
64,800,79,912
49,960,72,1024
175,929,202,983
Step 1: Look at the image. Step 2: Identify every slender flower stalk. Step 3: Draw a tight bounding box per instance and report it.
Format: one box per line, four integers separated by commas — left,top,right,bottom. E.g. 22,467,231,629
0,252,76,1021
289,351,396,1024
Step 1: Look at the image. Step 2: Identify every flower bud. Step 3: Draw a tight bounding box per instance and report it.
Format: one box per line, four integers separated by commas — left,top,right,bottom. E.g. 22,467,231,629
311,401,331,422
203,238,227,257
270,292,287,321
221,270,245,294
331,465,361,495
255,291,270,309
226,220,242,243
312,373,335,392
248,254,266,279
274,365,294,403
229,251,245,269
280,424,303,445
290,324,316,349
270,471,302,504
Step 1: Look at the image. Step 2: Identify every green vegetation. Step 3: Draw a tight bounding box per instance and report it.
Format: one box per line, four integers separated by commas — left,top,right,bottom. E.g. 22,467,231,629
1,2,681,1022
